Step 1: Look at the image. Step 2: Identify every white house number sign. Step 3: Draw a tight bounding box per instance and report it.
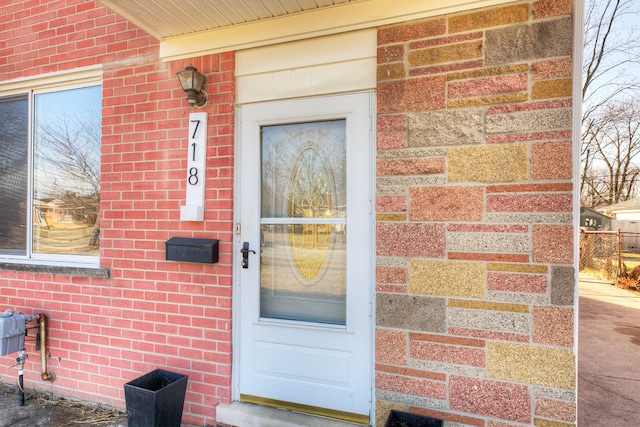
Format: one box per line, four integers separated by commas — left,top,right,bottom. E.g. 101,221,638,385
180,112,207,221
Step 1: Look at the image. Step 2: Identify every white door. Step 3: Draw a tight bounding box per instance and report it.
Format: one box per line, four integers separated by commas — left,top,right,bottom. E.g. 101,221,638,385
237,92,374,423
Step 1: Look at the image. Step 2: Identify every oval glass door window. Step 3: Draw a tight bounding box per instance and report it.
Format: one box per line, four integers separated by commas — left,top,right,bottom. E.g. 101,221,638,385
260,120,346,325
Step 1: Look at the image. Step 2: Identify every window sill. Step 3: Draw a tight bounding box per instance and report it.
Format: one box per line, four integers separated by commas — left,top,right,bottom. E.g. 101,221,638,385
0,262,110,278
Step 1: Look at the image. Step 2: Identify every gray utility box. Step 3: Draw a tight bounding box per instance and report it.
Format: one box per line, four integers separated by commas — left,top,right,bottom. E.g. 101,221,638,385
0,310,34,356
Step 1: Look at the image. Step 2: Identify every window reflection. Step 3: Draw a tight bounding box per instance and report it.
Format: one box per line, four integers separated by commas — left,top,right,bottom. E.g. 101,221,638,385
32,86,101,256
261,120,346,219
260,224,347,324
260,120,347,325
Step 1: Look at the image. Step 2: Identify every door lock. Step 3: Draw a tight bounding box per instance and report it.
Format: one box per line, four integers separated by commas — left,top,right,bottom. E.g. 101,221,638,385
240,242,256,269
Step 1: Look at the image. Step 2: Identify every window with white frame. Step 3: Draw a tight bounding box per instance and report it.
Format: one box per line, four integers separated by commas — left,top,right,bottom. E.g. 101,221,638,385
0,83,101,265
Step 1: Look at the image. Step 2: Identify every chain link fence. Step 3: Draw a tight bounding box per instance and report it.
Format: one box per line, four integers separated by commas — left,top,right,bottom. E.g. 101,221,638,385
580,229,640,280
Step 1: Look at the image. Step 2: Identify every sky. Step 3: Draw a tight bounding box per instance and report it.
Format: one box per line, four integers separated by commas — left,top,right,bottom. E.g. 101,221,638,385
583,0,640,108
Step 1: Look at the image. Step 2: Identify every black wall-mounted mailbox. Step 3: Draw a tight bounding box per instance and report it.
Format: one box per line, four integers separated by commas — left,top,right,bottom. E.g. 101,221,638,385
165,237,219,264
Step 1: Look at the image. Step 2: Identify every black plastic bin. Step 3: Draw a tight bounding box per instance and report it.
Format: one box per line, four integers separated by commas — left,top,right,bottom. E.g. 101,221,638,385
124,369,188,427
385,410,443,427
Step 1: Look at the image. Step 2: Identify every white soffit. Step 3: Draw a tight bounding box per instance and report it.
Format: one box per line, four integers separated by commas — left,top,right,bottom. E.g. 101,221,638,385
97,0,518,61
97,0,360,40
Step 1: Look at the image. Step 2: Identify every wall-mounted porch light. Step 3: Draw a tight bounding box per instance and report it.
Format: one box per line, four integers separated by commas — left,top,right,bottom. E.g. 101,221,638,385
176,66,207,107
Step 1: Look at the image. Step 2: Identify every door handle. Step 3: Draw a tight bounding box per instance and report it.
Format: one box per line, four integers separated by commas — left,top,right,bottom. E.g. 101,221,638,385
240,242,256,269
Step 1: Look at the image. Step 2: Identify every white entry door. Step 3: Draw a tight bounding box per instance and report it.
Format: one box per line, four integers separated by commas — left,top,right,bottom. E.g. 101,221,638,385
237,93,374,423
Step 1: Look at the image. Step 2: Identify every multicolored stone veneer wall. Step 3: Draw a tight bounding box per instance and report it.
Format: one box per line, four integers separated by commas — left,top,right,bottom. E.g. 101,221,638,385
375,1,576,426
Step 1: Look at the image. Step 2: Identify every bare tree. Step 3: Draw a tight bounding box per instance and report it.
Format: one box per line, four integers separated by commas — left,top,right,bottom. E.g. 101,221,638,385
583,0,640,113
34,110,101,225
581,0,640,204
582,99,640,206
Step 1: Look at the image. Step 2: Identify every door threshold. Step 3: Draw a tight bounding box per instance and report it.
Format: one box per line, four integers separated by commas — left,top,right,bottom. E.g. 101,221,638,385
216,401,370,427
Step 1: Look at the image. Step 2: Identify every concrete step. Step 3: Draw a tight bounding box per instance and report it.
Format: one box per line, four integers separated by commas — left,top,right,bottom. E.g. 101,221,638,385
216,401,370,427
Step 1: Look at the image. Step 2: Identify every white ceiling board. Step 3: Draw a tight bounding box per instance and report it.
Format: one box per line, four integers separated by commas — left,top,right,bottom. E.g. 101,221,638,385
98,0,362,39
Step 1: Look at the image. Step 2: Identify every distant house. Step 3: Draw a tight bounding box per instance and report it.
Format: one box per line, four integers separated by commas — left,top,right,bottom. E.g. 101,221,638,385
599,200,640,252
580,206,612,230
600,198,640,220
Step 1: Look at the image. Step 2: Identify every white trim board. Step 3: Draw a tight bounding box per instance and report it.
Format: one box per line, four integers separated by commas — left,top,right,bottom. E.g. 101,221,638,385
0,65,102,97
236,30,376,104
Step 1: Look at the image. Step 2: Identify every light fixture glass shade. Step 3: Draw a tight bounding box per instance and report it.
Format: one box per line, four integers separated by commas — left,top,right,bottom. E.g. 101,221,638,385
176,66,207,107
177,66,205,92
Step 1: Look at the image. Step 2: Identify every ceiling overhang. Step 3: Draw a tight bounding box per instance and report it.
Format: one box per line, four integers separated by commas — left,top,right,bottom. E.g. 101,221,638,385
97,0,517,62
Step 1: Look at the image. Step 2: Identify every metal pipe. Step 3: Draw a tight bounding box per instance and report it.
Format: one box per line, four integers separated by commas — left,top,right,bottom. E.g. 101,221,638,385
18,369,24,406
38,314,52,381
16,349,26,406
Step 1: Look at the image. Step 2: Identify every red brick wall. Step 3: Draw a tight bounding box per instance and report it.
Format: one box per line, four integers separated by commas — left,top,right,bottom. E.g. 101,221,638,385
0,0,154,79
0,1,234,425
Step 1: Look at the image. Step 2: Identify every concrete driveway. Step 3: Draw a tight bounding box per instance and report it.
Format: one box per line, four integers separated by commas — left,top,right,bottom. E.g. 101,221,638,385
579,276,640,426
